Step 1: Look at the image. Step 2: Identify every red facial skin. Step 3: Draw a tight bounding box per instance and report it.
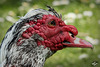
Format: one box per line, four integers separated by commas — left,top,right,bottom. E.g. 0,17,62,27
17,14,93,51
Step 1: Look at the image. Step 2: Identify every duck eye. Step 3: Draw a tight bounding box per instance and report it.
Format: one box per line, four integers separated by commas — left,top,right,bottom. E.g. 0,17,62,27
48,20,56,26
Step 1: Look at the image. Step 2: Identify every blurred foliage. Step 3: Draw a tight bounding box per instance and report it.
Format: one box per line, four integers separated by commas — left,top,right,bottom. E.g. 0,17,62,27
0,0,100,67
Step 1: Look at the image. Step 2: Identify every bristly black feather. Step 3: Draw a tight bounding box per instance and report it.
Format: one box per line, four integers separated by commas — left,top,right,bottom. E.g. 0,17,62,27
46,5,62,19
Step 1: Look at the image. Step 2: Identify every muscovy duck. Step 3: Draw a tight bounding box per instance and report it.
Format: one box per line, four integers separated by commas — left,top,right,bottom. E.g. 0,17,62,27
0,6,93,67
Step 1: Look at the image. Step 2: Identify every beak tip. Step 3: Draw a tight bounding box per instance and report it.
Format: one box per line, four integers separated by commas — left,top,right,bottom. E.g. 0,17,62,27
88,42,94,49
91,45,94,50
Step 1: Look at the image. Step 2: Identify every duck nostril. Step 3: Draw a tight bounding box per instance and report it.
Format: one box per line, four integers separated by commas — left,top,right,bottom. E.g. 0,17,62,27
69,32,74,38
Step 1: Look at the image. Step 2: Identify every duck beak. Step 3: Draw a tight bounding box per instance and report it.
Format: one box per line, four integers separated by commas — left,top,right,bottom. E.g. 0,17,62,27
63,37,93,49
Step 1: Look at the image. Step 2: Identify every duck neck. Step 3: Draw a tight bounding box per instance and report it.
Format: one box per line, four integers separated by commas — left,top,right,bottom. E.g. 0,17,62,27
3,45,55,67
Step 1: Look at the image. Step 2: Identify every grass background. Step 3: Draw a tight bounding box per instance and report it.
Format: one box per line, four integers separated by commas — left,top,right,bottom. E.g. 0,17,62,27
0,0,100,67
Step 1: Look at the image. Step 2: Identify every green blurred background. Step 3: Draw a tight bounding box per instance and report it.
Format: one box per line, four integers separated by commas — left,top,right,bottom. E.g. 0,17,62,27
0,0,100,67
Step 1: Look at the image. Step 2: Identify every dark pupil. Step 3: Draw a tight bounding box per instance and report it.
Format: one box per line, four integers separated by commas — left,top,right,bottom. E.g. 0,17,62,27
51,20,56,25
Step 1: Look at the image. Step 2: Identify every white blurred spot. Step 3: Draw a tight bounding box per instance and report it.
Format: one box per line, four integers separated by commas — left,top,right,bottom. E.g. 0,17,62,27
18,6,25,11
18,2,30,12
0,17,5,23
98,20,100,24
22,2,29,7
8,11,15,16
6,16,16,23
52,0,70,6
77,13,83,19
95,0,100,4
25,0,32,2
65,13,76,19
98,54,100,58
89,3,95,8
83,11,93,17
92,61,98,66
85,36,99,45
64,13,76,23
79,54,88,59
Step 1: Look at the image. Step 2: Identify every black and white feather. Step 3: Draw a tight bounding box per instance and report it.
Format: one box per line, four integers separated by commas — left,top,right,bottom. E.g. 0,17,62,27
0,7,58,67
